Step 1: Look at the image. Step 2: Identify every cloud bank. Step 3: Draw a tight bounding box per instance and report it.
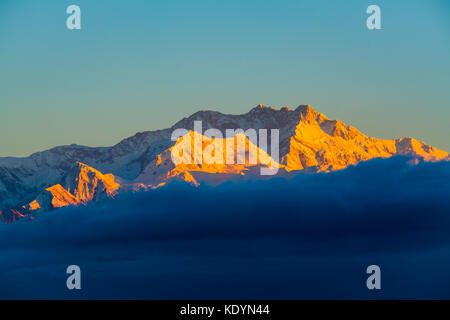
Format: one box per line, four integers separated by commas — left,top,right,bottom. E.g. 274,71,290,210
1,156,450,299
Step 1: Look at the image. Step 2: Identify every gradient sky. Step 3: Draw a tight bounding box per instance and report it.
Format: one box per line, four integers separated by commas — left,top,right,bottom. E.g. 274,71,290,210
1,0,449,157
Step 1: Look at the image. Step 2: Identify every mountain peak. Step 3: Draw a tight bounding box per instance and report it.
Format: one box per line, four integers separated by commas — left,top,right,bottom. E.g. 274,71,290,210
24,162,121,212
296,104,313,110
136,129,281,187
76,161,91,169
251,104,279,112
296,104,317,114
63,162,120,201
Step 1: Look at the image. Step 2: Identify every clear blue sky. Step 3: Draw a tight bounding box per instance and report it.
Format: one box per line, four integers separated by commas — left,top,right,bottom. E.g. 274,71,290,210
1,0,449,157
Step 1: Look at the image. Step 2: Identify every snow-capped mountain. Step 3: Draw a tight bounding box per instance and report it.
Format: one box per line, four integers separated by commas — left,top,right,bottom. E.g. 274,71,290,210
136,130,281,187
35,162,120,210
1,162,122,222
0,104,448,222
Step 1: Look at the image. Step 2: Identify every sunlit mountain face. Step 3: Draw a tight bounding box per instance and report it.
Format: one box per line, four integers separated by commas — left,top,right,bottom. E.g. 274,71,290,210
0,104,448,223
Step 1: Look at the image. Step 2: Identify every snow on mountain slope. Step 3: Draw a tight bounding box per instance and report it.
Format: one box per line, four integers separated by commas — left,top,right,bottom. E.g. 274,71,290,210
136,130,281,187
282,105,448,172
0,104,448,212
0,105,296,208
30,162,121,210
170,104,448,173
0,131,171,209
58,162,120,202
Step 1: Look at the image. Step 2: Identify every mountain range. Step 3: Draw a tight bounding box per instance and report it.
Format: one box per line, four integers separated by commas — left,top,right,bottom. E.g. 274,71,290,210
0,104,448,223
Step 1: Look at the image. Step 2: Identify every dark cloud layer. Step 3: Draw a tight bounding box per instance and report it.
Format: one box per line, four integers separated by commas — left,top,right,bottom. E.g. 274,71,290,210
1,156,450,299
